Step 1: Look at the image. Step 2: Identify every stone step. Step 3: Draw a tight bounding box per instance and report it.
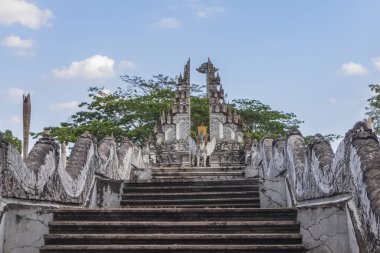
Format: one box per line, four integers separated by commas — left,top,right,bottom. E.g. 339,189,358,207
53,208,297,221
48,221,301,234
152,167,244,173
152,171,245,176
119,203,261,208
123,184,259,193
123,179,258,188
152,171,245,178
121,191,259,200
152,168,245,175
40,244,305,253
120,197,260,207
151,176,245,181
44,233,302,245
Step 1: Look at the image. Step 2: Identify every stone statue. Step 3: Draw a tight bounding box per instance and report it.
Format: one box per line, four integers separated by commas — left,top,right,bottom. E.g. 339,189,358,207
189,125,216,167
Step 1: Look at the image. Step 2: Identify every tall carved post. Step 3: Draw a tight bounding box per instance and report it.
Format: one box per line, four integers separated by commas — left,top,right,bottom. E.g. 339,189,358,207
60,142,67,168
23,94,31,160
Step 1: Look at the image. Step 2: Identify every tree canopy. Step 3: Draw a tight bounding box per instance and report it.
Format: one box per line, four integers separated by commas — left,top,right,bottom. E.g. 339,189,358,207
231,99,303,140
366,84,380,134
32,74,305,144
0,130,22,153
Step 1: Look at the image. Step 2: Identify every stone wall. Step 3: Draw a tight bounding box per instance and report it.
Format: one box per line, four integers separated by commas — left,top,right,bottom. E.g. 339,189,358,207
247,121,380,253
0,132,149,253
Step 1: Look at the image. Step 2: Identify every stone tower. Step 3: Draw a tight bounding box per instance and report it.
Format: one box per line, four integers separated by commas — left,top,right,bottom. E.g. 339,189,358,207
197,58,243,143
155,59,191,166
197,59,244,166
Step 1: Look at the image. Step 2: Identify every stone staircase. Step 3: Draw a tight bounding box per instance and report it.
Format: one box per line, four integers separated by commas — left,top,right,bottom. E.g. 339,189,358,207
40,167,305,252
151,166,245,181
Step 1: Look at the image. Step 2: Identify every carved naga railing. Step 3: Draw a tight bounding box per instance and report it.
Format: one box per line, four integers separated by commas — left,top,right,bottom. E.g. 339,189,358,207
0,132,149,205
248,121,380,251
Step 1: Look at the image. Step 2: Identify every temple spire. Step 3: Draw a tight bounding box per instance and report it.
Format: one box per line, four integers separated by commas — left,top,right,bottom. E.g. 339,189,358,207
183,58,190,86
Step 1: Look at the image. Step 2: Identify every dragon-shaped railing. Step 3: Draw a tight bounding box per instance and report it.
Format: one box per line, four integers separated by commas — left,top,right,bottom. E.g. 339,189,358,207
247,121,380,251
0,132,149,204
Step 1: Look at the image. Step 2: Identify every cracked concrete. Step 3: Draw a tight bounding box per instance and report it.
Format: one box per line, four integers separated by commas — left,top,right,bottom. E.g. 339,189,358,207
3,209,53,253
298,205,349,253
259,175,287,208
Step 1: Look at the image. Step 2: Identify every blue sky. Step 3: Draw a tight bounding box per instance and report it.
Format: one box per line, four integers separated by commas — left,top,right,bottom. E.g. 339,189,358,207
1,0,380,150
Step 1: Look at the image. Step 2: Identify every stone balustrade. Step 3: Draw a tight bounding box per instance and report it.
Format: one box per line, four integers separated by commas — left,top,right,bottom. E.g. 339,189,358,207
246,121,380,252
0,132,149,204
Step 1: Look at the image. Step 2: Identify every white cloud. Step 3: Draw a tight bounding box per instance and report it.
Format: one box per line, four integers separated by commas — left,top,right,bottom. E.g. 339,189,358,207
153,17,182,29
1,35,33,48
186,0,224,18
372,57,380,71
13,50,34,57
341,62,368,75
118,60,137,71
7,87,26,103
196,6,224,17
7,116,21,125
327,98,337,104
0,0,53,29
52,55,116,80
49,101,79,111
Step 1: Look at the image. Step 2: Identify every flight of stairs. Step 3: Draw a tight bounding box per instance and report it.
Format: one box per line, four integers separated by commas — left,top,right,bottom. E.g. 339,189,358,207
151,166,245,181
40,167,305,252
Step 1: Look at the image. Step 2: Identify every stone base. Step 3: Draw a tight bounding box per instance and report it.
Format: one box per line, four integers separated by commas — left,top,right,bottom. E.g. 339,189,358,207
297,204,350,253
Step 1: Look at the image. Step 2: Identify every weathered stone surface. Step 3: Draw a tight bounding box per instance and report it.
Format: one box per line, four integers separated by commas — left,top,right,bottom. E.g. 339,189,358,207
96,179,122,208
0,130,148,205
259,174,287,208
298,205,349,253
3,207,53,253
246,121,380,251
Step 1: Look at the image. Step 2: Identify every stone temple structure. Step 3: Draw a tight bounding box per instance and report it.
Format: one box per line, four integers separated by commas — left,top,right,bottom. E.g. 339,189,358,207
154,59,192,166
155,59,245,167
0,59,379,253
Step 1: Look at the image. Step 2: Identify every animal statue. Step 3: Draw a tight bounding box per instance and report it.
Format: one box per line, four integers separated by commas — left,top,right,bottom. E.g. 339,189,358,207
189,134,216,167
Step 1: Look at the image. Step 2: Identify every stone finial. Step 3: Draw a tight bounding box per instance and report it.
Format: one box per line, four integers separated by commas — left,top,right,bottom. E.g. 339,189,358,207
43,128,51,138
286,126,302,137
346,121,378,144
80,131,93,139
178,73,183,83
183,58,190,85
364,117,373,129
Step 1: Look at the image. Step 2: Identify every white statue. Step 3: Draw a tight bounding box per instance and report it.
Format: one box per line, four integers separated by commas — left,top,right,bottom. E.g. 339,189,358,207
189,125,216,167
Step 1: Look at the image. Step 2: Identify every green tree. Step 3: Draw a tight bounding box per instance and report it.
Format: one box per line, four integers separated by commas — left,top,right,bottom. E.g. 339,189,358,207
231,99,303,140
366,84,380,134
33,75,177,144
0,130,22,153
190,96,209,138
33,74,306,144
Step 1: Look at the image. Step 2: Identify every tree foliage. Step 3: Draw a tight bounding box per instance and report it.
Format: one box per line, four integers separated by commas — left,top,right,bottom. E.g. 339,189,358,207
0,130,22,153
190,96,209,138
366,84,380,134
32,75,177,144
231,99,303,140
33,74,305,144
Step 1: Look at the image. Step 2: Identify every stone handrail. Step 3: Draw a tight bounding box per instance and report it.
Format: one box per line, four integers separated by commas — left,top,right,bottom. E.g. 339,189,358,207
248,121,380,251
0,132,149,204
